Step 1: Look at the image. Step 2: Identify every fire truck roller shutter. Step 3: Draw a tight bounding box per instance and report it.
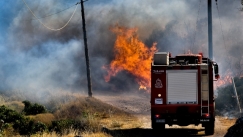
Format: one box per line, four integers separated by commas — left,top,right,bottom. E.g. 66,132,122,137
166,70,198,104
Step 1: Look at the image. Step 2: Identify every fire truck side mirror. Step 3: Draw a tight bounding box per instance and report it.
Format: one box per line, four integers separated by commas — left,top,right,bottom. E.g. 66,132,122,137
213,63,220,80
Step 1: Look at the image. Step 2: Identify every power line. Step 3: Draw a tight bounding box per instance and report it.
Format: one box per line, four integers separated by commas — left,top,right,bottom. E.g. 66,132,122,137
21,0,78,31
29,4,76,21
192,0,202,49
0,4,76,21
215,1,227,49
184,21,193,51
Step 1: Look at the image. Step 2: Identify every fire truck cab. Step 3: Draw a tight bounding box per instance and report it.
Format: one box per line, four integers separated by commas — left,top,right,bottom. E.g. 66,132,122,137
151,52,219,135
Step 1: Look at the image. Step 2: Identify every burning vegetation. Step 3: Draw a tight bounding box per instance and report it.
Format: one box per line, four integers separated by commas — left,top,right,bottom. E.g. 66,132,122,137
215,76,243,118
103,25,157,91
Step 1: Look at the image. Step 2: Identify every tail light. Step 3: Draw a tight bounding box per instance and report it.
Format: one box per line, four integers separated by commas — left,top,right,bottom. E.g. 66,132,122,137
155,114,160,118
203,113,210,118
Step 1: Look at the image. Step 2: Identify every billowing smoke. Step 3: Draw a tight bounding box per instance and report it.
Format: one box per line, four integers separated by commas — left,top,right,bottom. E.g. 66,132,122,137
0,0,242,101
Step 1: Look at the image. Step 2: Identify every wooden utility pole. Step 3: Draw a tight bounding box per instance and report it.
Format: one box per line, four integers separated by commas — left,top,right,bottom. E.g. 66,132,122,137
80,0,92,97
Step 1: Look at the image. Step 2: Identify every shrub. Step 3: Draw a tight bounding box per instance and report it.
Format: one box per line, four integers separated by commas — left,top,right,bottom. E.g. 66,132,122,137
33,121,47,134
22,100,47,115
13,118,47,135
0,105,48,135
13,118,34,135
0,105,24,123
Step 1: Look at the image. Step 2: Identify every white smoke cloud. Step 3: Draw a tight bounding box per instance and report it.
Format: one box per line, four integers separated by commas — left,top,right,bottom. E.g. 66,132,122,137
0,0,242,101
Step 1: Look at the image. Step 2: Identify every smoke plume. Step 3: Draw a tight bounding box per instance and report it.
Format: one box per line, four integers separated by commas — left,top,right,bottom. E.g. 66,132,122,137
0,0,242,101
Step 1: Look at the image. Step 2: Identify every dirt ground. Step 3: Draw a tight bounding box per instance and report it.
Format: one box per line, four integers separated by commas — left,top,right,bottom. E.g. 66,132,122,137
96,93,236,137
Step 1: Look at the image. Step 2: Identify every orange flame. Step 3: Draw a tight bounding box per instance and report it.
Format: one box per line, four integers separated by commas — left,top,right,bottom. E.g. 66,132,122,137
103,25,157,91
215,69,232,89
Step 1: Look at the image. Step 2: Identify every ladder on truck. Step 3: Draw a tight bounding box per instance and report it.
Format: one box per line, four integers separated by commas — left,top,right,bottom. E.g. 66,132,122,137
201,58,209,116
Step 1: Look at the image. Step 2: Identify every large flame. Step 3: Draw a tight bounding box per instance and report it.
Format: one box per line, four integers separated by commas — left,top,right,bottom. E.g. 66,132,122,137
103,25,157,90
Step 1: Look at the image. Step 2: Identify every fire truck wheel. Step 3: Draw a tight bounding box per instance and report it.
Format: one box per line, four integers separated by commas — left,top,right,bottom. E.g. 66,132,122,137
152,123,165,131
205,122,214,135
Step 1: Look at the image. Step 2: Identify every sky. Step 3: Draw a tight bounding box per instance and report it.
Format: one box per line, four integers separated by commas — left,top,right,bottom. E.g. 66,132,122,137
0,0,243,101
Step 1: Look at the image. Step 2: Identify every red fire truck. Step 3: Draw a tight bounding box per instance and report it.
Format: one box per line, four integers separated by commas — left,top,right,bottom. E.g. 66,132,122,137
151,52,219,135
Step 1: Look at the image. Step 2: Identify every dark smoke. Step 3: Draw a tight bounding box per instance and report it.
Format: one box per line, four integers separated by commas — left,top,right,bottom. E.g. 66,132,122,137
0,0,242,101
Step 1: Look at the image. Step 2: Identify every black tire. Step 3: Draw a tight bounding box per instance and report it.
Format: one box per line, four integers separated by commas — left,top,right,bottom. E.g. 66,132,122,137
205,122,215,135
152,121,165,130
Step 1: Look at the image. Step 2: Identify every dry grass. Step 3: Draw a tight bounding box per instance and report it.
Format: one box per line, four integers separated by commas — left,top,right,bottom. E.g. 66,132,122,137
216,116,236,126
3,101,25,113
28,113,56,125
30,130,79,137
82,132,112,137
2,126,19,137
0,94,24,113
54,97,132,119
210,116,237,136
39,96,140,137
100,114,141,129
0,94,141,137
53,96,141,133
30,131,111,137
0,95,5,104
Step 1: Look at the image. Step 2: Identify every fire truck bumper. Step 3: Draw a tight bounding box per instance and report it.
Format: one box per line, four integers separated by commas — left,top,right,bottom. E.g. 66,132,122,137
152,114,214,126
